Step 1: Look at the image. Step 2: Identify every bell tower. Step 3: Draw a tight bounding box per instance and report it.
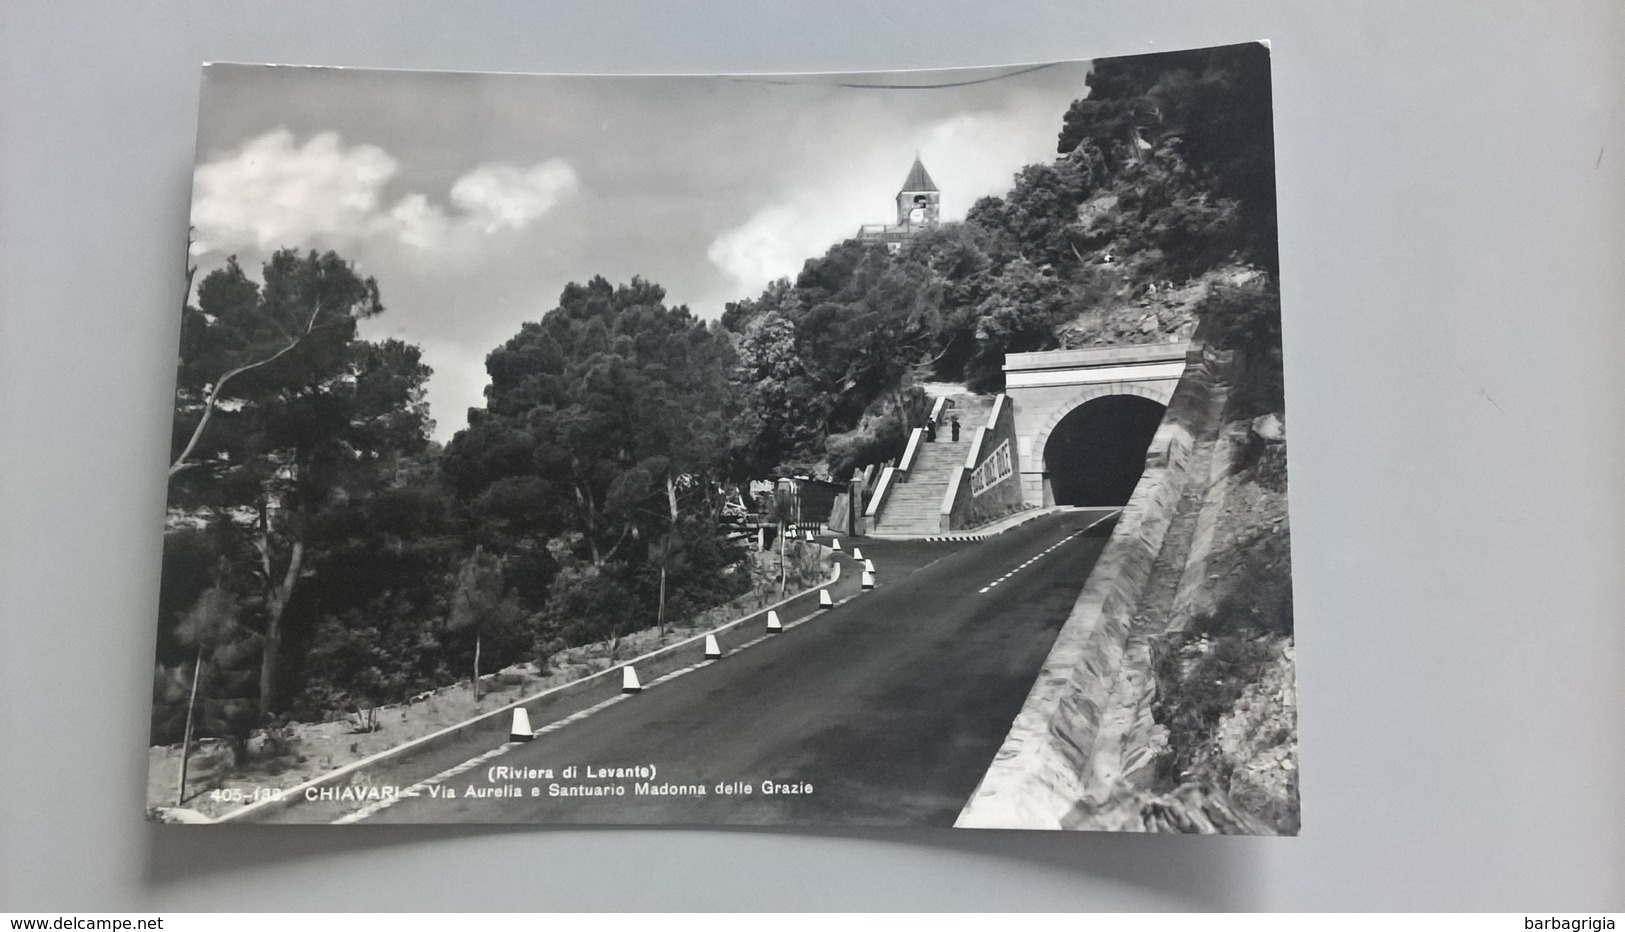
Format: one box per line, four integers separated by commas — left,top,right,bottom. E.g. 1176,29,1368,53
895,157,940,230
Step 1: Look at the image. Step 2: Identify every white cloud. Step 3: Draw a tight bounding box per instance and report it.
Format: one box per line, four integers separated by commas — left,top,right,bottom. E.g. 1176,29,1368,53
190,130,399,254
189,130,577,257
707,193,873,296
386,193,447,251
917,109,1061,219
450,161,578,233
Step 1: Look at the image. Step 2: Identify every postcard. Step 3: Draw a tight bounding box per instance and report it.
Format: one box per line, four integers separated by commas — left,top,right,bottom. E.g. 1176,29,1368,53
149,42,1297,832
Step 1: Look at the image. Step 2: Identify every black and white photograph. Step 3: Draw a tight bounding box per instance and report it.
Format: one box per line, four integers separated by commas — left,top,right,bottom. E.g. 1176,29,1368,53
147,41,1297,833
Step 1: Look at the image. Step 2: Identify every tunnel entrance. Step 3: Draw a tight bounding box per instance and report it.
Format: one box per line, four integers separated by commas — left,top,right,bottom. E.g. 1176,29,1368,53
1044,395,1167,506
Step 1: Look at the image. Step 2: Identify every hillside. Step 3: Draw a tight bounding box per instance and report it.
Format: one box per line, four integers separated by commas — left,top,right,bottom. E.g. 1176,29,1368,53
721,43,1279,481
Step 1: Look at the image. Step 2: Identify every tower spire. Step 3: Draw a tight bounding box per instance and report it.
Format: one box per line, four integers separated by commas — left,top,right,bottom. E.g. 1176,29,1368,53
900,156,938,194
895,156,940,229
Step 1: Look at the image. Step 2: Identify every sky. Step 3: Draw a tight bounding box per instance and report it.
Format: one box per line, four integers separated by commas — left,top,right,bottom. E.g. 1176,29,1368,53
188,60,1095,441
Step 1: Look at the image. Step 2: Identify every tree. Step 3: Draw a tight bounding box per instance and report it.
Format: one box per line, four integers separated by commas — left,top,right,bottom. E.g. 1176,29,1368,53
1055,42,1276,272
447,546,524,700
766,489,798,596
167,249,432,720
172,583,240,803
170,252,383,477
444,276,748,648
733,310,821,477
964,259,1072,391
637,320,741,634
287,443,469,717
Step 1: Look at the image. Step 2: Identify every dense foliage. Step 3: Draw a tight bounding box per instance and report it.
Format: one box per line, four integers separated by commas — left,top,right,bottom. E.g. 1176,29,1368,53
158,248,443,748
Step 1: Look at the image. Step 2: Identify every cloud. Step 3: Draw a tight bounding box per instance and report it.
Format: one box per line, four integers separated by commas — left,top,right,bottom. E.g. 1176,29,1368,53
189,130,398,254
385,193,447,251
189,130,577,257
451,161,578,233
917,109,1062,218
707,193,873,296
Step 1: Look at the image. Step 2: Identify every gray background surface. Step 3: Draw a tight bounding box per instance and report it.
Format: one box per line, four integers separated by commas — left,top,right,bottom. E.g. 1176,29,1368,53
2,0,1622,912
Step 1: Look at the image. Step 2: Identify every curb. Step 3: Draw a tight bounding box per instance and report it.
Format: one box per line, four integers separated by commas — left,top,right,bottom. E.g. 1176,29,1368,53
864,506,1116,543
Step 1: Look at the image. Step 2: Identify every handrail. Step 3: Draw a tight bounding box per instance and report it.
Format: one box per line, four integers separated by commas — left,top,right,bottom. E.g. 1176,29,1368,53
963,425,988,470
939,465,965,521
898,427,925,473
864,466,897,518
985,394,1006,430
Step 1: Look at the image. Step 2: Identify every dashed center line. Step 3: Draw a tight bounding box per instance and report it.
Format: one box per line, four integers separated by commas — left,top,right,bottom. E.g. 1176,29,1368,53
976,529,1087,594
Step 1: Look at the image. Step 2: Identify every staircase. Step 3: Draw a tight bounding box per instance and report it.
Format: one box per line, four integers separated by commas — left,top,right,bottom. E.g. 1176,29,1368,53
871,394,994,536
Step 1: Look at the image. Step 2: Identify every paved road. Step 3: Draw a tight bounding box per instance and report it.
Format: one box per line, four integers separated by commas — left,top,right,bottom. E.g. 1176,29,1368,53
279,509,1117,826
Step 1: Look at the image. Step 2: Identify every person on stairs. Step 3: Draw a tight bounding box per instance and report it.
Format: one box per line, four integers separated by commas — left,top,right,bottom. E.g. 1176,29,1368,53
950,415,961,442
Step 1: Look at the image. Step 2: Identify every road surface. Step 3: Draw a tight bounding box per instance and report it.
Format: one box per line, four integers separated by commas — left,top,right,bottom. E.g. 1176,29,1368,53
268,508,1118,826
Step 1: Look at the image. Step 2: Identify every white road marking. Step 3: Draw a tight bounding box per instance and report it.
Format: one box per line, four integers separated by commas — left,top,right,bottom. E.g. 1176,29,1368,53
975,525,1097,596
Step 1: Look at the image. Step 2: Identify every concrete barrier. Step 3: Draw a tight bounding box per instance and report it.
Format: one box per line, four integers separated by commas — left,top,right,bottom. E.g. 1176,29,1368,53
956,342,1225,829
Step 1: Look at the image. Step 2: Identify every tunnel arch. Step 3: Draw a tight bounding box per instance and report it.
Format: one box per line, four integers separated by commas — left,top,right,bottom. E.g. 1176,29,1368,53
1035,384,1172,507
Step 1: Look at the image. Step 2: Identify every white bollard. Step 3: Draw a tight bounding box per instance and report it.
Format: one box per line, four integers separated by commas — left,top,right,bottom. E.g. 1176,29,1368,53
864,559,875,573
851,547,864,561
831,538,842,552
704,634,723,660
861,570,875,590
509,708,534,742
804,529,815,542
621,666,642,694
766,609,783,633
818,589,834,609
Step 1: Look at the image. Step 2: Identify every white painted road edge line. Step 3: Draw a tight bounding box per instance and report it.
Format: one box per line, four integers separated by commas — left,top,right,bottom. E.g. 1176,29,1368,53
330,592,863,825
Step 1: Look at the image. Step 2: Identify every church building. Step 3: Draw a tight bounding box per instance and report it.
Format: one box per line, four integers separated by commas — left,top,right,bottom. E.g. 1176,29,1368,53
855,157,940,252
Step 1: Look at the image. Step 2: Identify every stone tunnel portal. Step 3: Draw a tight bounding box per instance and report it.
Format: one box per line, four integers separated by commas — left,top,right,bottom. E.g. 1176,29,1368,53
1043,395,1167,506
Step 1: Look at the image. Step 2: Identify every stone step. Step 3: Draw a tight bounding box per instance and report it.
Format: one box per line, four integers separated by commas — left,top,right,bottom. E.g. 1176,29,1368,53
887,486,950,498
876,392,1001,535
